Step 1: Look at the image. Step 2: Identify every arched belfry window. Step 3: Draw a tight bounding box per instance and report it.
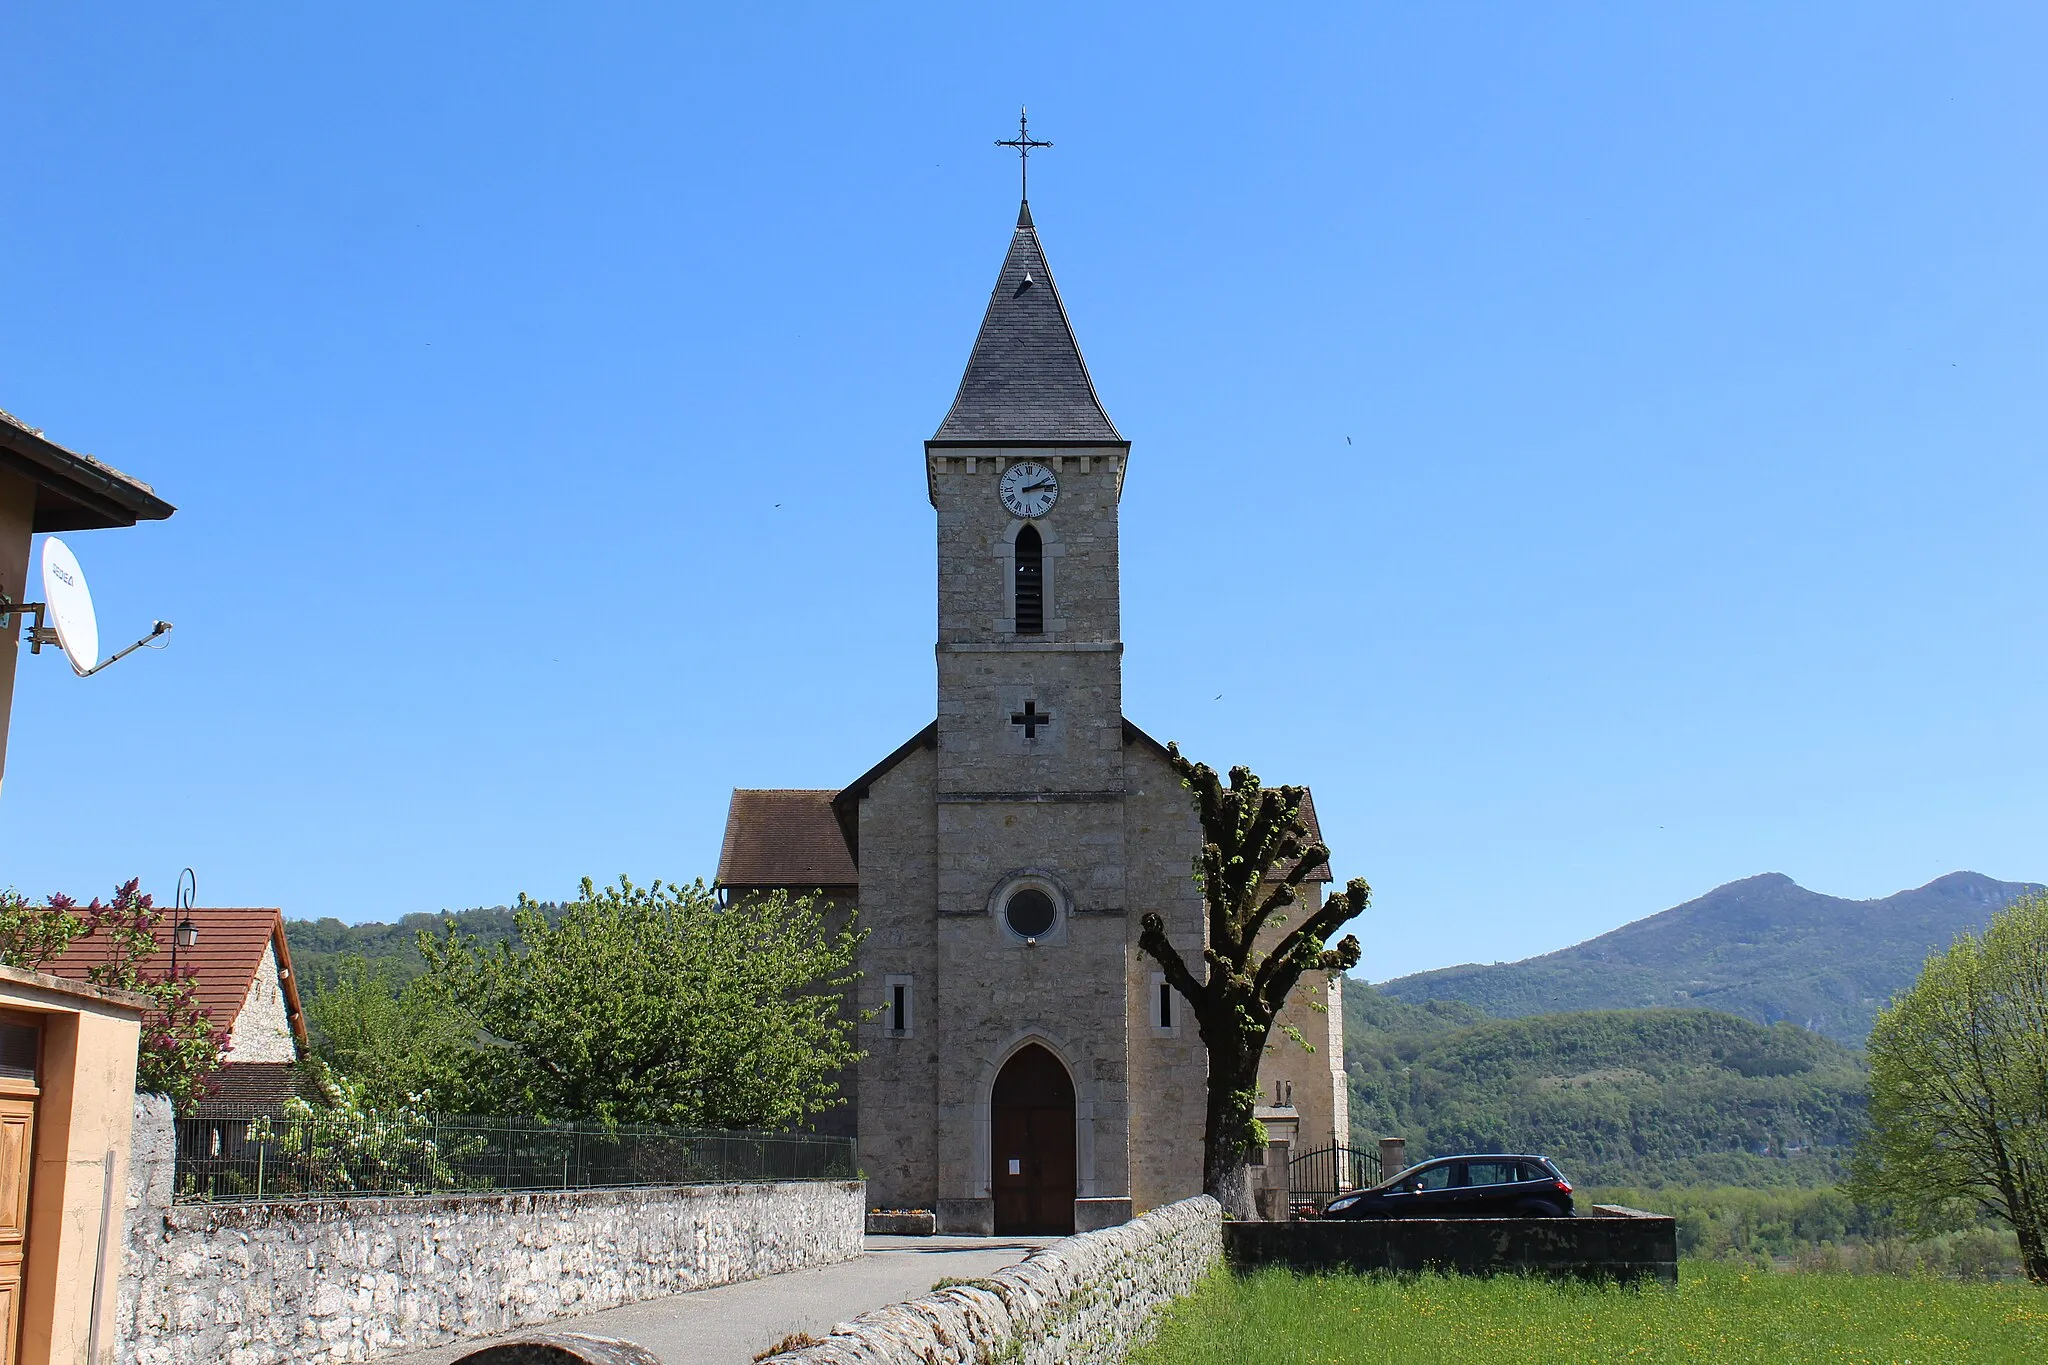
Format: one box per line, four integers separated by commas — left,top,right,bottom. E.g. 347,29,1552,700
1014,525,1044,635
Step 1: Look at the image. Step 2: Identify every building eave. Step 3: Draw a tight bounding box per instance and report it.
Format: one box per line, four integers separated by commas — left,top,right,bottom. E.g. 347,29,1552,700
270,914,311,1056
0,412,175,530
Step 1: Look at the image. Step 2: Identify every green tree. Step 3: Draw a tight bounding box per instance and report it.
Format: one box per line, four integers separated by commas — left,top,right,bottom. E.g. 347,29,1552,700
418,876,864,1128
1849,890,2048,1283
1137,748,1366,1218
305,954,475,1111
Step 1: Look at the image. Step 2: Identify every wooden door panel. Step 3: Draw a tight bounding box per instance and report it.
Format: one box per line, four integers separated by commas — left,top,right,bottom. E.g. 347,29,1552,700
0,1267,17,1365
1027,1106,1075,1234
0,1101,31,1243
0,1096,30,1365
991,1105,1031,1232
990,1045,1075,1236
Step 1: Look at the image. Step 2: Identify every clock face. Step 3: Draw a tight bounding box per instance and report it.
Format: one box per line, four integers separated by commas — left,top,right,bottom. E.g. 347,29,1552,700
999,461,1060,518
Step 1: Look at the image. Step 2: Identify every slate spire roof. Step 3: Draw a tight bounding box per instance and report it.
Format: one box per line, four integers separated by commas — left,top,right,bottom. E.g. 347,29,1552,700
931,202,1123,445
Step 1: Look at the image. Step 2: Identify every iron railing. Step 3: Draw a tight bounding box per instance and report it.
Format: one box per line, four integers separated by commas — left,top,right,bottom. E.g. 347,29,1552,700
173,1111,857,1204
1288,1143,1383,1206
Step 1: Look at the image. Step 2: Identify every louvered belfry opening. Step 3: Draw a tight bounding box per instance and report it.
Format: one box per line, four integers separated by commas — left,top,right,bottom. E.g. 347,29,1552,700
1014,525,1044,634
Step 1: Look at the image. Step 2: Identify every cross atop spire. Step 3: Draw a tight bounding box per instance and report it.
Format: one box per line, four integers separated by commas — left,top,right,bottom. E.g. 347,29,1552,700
994,106,1052,203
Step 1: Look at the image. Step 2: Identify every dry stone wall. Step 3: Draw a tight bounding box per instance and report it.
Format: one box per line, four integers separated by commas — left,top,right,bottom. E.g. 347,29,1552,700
119,1099,863,1365
761,1194,1222,1365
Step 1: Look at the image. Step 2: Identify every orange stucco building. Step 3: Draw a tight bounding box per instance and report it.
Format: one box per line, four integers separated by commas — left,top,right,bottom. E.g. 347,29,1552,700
2,405,173,1364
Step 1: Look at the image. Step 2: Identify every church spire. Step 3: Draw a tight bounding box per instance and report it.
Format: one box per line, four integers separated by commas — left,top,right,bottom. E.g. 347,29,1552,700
931,205,1122,444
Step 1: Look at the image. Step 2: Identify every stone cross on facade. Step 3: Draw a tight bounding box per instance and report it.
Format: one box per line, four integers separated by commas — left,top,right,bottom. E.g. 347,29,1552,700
1010,700,1051,739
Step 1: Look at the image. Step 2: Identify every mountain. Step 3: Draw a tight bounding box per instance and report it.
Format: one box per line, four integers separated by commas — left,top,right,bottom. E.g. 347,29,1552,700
1342,984,1870,1187
1376,872,2039,1046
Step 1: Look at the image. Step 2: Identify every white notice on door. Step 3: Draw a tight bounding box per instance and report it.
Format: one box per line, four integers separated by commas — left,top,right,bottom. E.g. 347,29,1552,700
1008,1158,1021,1175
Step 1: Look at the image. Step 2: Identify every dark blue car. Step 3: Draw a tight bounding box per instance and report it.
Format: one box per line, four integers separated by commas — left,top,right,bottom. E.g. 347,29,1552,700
1322,1154,1575,1219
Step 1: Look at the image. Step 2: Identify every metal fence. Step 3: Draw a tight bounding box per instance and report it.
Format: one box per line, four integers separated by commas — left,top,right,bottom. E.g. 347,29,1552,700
173,1111,857,1204
1288,1143,1382,1207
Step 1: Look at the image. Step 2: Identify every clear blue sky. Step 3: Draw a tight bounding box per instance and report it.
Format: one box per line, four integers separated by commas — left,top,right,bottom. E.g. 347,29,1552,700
5,3,2043,980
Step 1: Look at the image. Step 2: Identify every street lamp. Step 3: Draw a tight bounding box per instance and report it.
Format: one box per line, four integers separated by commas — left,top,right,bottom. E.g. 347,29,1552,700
172,867,198,982
172,917,197,980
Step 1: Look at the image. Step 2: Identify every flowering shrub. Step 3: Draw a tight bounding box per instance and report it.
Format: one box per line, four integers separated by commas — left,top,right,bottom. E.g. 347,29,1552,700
248,1058,478,1194
0,889,91,968
1,879,231,1109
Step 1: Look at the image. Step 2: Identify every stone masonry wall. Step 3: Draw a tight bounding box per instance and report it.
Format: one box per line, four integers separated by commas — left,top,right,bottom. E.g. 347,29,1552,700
761,1194,1223,1365
856,741,941,1211
119,1098,864,1365
1120,738,1212,1212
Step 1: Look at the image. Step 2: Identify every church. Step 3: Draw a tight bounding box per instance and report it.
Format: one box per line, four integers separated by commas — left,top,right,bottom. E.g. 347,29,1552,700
716,192,1348,1236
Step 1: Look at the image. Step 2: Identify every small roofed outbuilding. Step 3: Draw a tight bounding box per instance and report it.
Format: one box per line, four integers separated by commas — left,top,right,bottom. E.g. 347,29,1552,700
44,907,313,1115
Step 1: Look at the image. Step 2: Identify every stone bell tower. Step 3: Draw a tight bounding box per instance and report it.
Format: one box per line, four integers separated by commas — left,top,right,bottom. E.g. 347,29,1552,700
720,185,1342,1237
927,199,1129,831
914,198,1149,1235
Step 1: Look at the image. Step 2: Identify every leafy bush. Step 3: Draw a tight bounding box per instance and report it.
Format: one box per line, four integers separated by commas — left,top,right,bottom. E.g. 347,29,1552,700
243,1059,482,1196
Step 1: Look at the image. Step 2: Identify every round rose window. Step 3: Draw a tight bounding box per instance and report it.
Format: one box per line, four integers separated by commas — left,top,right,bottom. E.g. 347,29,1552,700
1004,887,1058,938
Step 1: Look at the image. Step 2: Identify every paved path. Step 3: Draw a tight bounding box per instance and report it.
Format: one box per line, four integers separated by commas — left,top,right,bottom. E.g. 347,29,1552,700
383,1235,1058,1365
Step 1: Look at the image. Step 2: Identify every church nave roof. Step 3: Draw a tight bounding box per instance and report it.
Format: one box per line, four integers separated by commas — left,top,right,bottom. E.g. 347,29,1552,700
715,788,861,894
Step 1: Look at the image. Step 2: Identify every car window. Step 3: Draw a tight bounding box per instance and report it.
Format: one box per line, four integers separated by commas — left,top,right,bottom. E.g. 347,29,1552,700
1410,1163,1457,1191
1466,1161,1519,1188
1519,1162,1552,1183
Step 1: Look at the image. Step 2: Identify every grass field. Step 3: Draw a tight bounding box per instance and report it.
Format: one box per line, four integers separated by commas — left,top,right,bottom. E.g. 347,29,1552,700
1127,1261,2048,1364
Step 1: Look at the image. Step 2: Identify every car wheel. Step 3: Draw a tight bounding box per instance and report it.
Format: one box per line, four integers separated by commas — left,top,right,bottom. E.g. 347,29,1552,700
1519,1201,1565,1218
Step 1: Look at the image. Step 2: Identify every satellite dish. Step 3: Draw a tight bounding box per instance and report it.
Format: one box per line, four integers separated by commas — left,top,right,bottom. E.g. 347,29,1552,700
40,537,99,676
17,537,171,678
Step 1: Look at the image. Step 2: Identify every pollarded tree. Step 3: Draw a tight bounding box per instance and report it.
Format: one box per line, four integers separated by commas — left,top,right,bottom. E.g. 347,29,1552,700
1849,890,2048,1283
1138,746,1367,1218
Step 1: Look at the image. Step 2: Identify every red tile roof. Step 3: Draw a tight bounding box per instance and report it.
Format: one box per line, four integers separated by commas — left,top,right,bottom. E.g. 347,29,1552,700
188,1061,322,1117
43,907,308,1051
1295,789,1335,884
716,790,860,892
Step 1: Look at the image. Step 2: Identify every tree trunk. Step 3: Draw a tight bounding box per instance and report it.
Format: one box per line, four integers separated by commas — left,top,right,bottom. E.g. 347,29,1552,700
2023,1237,2048,1286
1202,1047,1262,1221
2015,1196,2048,1285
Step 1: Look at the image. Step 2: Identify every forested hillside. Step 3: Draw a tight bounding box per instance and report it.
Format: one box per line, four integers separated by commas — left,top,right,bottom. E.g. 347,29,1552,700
1342,981,1868,1187
287,904,555,994
1377,871,2036,1045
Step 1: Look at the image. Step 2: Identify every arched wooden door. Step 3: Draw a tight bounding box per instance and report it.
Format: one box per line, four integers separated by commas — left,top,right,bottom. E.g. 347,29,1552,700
990,1044,1075,1235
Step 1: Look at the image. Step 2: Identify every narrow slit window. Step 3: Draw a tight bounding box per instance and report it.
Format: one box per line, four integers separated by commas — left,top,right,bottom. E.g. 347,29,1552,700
885,974,913,1034
1014,525,1044,634
1150,971,1177,1034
